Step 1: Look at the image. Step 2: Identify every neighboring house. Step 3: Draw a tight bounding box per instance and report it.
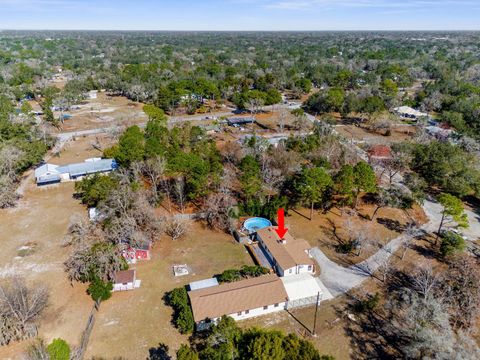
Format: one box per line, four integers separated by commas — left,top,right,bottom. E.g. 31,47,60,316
188,274,288,330
122,241,152,264
393,106,428,121
227,117,255,127
255,227,315,277
368,144,392,163
35,158,117,185
112,269,141,292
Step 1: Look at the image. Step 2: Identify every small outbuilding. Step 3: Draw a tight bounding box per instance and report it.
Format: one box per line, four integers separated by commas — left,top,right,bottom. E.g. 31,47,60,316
122,241,152,264
368,144,392,162
113,270,141,292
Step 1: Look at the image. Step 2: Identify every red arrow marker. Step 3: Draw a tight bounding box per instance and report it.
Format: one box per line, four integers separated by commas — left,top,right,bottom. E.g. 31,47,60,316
275,208,288,239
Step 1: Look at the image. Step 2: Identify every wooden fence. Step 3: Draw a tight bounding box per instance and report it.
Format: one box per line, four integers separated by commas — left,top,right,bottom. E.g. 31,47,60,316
72,300,100,360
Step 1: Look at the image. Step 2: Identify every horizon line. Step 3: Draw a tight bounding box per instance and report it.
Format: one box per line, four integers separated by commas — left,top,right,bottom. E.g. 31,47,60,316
2,29,480,32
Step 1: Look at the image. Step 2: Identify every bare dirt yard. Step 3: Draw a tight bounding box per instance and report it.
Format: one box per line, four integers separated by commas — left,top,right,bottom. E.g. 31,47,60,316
335,123,415,146
52,92,148,133
85,222,254,359
285,202,427,267
0,137,107,359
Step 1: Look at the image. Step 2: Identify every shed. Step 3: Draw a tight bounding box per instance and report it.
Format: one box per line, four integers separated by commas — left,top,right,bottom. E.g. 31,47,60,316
368,144,392,161
113,270,141,292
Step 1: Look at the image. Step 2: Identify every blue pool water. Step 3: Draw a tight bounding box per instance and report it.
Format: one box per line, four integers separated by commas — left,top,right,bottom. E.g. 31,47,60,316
243,217,272,233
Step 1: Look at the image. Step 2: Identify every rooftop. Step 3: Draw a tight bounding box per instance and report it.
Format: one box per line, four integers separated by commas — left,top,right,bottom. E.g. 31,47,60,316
281,273,323,302
188,274,288,322
393,106,428,118
114,270,136,284
189,277,219,291
256,227,314,270
368,144,392,159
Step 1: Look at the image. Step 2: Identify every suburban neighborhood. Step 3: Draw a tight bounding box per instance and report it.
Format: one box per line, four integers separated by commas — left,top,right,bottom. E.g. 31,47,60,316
1,3,480,360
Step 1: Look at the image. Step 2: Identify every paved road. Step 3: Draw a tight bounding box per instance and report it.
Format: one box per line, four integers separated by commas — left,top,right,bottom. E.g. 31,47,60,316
311,200,443,297
55,103,299,142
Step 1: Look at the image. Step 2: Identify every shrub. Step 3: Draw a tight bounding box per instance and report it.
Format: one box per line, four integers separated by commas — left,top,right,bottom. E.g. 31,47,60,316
46,338,70,360
87,278,113,302
440,231,465,258
217,265,269,283
166,287,194,334
177,344,199,360
354,293,380,313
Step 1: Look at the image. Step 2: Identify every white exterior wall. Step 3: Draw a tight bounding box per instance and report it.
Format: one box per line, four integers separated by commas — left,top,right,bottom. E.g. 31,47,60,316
113,282,135,291
257,236,314,278
279,264,315,277
221,302,286,322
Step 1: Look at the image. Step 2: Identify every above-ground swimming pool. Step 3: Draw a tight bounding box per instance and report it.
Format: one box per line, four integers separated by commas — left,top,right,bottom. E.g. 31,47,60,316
243,217,272,233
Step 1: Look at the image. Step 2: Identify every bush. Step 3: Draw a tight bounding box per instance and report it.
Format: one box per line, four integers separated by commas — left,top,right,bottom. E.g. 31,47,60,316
440,231,465,258
354,293,380,313
46,338,70,360
87,278,113,302
74,173,118,207
217,265,269,283
166,287,195,334
177,344,199,360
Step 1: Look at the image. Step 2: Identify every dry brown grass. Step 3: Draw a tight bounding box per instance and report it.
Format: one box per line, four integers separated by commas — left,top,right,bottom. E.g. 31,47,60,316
286,202,427,267
242,297,352,360
85,222,254,359
52,93,147,134
0,137,105,359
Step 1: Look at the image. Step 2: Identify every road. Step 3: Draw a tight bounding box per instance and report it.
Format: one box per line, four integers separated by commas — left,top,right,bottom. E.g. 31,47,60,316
55,103,300,142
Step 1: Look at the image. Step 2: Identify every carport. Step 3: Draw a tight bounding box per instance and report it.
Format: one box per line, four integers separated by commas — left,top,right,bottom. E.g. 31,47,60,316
282,273,330,309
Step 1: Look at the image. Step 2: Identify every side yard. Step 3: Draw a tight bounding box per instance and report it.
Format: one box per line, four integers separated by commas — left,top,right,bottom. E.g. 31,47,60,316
85,222,254,359
0,137,107,358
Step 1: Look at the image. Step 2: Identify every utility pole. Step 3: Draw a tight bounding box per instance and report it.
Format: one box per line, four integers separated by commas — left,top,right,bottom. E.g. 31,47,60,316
312,292,320,336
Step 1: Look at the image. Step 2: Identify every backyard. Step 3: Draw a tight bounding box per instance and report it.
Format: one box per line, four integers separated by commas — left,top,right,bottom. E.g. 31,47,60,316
85,222,254,358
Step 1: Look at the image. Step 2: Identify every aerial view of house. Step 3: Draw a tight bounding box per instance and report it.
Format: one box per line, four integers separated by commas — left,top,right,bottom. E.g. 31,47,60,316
255,227,315,277
1,3,480,360
188,274,288,329
35,158,117,185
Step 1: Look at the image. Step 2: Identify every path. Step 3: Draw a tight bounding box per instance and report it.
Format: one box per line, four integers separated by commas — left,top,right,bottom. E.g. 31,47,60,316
311,200,443,297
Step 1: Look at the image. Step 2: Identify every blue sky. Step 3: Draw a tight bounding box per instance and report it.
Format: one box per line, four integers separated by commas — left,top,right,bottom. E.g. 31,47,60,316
0,0,479,30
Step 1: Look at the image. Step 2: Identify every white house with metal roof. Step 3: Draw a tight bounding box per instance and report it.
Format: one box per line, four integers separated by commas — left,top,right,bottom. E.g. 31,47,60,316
35,158,117,185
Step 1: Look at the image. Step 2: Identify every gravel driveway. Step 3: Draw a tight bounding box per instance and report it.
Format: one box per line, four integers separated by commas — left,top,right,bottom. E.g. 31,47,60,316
311,200,445,297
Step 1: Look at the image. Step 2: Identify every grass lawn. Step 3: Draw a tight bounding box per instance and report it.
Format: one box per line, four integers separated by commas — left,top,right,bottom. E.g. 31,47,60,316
85,222,254,359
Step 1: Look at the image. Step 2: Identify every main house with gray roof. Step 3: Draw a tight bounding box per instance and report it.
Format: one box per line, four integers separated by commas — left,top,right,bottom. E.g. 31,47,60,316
35,158,117,185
